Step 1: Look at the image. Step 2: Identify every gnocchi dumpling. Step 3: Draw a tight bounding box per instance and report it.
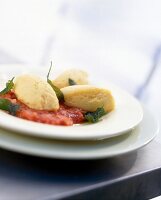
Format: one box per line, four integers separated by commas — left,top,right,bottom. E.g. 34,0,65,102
52,69,88,88
61,85,115,112
14,74,59,111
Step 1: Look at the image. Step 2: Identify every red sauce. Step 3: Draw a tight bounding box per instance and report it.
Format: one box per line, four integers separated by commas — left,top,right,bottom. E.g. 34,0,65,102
0,92,85,126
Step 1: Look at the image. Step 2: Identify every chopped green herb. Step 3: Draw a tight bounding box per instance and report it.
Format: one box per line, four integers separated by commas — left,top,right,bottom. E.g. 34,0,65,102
0,98,20,116
84,107,107,123
68,78,77,86
47,61,64,101
0,77,14,95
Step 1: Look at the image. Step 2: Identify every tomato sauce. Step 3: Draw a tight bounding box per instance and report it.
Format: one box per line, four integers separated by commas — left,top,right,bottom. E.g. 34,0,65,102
0,92,85,126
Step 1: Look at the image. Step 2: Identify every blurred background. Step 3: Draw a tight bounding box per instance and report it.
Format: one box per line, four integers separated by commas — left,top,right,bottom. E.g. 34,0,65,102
0,0,161,138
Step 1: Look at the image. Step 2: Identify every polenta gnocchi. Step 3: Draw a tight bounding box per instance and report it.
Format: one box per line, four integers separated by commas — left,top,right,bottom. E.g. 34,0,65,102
52,69,88,88
0,67,115,126
14,75,59,111
61,85,115,112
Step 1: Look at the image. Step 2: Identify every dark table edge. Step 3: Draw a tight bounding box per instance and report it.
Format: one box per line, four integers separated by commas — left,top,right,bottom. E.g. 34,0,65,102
42,166,161,200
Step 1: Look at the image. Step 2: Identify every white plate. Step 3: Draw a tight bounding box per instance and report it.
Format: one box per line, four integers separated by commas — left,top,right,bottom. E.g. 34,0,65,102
0,65,143,140
0,106,159,159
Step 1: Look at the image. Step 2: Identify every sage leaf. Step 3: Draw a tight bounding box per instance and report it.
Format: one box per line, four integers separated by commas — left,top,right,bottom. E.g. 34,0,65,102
0,98,20,116
68,78,77,86
47,62,64,101
0,77,14,95
84,107,106,123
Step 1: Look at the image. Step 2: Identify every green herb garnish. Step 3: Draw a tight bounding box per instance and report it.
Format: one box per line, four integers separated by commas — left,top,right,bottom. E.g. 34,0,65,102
68,78,77,86
0,77,14,95
0,98,20,116
84,107,107,123
47,61,64,101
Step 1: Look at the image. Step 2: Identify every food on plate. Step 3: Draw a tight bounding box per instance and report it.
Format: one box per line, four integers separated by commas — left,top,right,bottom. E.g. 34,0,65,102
52,69,88,88
0,66,115,126
0,92,85,126
14,75,59,111
61,85,115,112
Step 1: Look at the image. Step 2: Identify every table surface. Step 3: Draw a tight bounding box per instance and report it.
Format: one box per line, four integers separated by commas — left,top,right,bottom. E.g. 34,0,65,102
0,141,160,200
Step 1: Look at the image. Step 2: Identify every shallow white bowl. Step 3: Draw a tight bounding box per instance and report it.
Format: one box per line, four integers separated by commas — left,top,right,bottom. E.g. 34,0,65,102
0,65,143,140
